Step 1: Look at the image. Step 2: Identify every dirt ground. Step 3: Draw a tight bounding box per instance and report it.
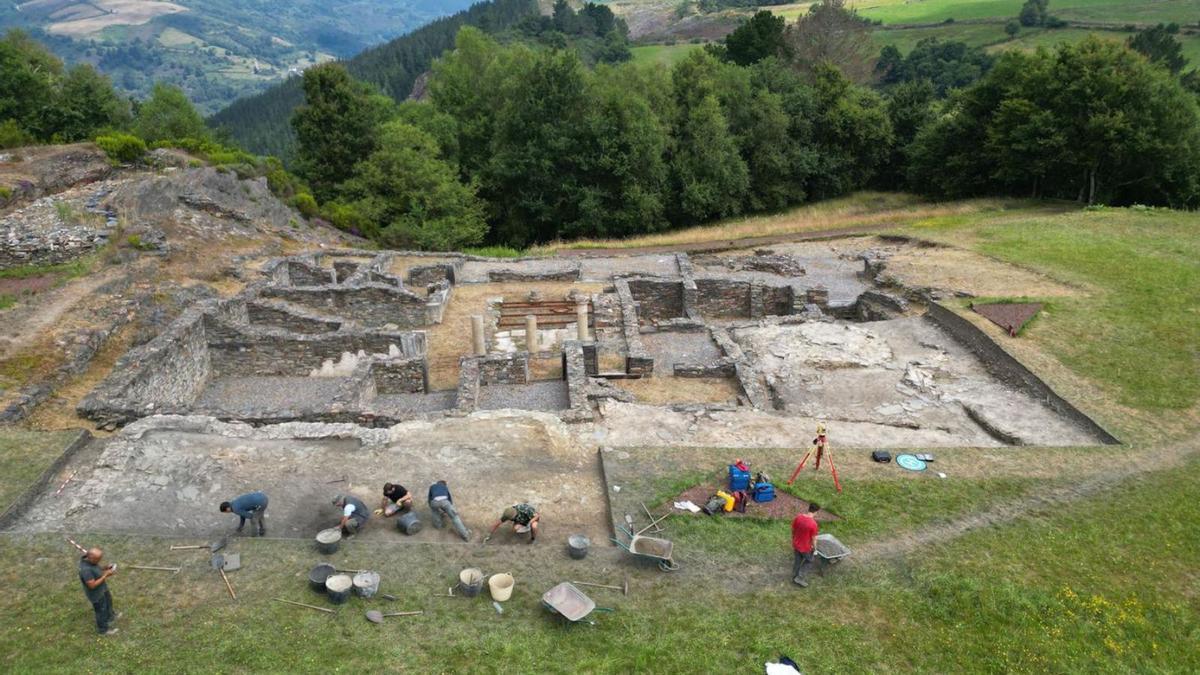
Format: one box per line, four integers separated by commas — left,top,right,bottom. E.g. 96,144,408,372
613,376,741,405
13,413,609,548
870,239,1082,298
424,281,605,390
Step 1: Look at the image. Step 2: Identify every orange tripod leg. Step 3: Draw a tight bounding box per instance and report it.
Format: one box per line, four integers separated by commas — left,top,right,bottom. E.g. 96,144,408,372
827,451,842,493
786,448,815,485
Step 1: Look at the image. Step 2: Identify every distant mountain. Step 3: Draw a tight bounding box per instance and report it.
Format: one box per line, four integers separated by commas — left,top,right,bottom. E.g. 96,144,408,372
0,0,476,114
209,0,538,160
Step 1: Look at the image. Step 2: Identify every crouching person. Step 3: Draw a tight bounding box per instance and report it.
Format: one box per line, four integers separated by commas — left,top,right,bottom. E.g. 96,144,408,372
332,494,369,536
427,480,471,541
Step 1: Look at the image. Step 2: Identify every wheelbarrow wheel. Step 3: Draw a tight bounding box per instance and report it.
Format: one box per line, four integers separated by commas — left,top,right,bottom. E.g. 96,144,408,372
658,559,680,572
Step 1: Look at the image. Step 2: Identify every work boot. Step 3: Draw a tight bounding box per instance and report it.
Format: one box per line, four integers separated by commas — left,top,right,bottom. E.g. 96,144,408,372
114,612,124,621
102,628,119,636
258,526,266,537
793,576,808,588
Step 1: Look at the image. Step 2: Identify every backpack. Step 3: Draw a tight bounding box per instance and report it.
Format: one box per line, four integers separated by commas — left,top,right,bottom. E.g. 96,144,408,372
871,450,892,463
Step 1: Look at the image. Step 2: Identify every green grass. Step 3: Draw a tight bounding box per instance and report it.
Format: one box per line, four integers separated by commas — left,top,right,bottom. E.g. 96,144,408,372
0,257,94,280
907,207,1200,410
853,0,1200,26
462,245,526,258
0,294,14,310
631,43,703,67
0,429,80,514
3,453,1195,671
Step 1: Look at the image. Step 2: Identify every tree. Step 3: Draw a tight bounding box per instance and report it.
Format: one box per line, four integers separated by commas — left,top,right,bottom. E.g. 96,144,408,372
1005,21,1020,37
881,38,994,96
717,11,787,67
1018,0,1049,27
344,120,487,251
807,63,894,197
1129,23,1187,74
49,65,131,142
133,83,208,143
670,93,749,222
292,63,393,202
875,45,903,85
876,79,935,189
0,30,61,139
784,0,877,84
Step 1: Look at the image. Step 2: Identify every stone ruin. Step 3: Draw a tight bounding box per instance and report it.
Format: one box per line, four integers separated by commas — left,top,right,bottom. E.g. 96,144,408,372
78,244,1118,447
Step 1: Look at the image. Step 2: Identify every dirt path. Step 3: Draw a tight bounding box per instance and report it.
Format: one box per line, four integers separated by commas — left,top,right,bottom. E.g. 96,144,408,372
0,267,124,361
849,432,1200,565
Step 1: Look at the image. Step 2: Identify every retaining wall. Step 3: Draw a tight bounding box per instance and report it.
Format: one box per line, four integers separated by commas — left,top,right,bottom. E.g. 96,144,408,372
926,303,1120,444
260,285,430,329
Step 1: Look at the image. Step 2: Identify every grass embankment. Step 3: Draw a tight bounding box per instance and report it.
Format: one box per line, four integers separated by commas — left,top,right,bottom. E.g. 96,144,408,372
0,257,94,310
0,429,81,514
533,192,1062,252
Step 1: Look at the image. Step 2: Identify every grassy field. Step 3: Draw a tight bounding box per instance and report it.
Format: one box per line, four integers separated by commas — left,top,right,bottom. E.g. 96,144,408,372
631,43,704,67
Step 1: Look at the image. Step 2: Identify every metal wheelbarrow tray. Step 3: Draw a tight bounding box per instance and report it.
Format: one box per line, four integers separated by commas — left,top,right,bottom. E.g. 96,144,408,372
814,533,851,566
542,582,596,622
613,528,680,572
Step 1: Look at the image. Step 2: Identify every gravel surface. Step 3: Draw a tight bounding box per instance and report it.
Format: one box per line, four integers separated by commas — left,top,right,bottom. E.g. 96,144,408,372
196,377,349,411
477,381,570,411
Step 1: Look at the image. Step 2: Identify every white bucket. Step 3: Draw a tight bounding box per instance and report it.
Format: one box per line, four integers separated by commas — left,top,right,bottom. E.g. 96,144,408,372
353,571,381,598
488,573,514,602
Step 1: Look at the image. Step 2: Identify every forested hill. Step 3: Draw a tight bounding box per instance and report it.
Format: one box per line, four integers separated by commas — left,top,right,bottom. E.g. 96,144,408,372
209,0,538,159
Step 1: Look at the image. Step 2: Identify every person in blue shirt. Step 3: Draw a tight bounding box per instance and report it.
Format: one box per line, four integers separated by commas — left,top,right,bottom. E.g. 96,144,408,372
427,480,471,541
219,491,268,536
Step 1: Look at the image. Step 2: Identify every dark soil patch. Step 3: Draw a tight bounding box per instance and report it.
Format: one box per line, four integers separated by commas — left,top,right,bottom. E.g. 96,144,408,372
972,302,1043,335
0,274,58,296
670,483,840,522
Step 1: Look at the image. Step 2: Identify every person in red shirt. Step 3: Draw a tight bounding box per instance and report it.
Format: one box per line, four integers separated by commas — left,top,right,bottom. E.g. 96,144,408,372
791,502,820,587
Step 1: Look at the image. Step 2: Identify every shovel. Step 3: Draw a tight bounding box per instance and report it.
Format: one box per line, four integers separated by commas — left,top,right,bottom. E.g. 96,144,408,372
365,610,423,623
172,536,227,553
211,552,238,600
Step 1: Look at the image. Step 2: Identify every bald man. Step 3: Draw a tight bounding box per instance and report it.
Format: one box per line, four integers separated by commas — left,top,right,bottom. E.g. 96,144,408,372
79,548,120,635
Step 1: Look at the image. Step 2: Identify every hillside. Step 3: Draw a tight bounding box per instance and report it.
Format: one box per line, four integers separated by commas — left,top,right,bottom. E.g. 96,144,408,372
626,0,1200,63
208,0,538,159
0,0,475,113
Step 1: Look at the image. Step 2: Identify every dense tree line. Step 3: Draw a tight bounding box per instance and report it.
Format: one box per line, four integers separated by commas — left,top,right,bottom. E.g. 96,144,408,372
209,0,540,159
293,27,892,248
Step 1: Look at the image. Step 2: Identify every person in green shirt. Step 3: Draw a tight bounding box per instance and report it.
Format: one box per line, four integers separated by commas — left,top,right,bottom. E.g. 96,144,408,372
79,548,120,635
485,503,540,544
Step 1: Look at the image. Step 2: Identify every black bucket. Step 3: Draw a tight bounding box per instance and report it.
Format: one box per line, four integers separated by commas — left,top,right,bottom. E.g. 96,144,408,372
567,535,590,560
325,574,352,604
396,511,423,535
309,563,335,592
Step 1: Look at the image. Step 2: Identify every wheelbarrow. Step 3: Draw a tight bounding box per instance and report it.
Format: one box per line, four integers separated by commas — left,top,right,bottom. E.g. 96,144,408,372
612,527,680,572
814,533,851,574
541,582,596,622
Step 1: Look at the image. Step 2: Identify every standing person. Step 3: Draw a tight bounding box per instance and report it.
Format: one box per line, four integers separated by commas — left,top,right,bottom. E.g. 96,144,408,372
79,547,120,635
812,424,828,470
484,503,540,544
219,491,268,536
374,483,413,517
332,494,369,536
427,480,471,541
791,502,820,587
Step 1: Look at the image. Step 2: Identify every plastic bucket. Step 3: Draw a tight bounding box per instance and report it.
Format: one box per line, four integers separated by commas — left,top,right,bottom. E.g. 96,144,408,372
325,574,352,604
308,563,335,593
396,511,423,535
567,535,590,560
352,571,381,598
315,528,341,554
489,573,514,602
458,568,484,597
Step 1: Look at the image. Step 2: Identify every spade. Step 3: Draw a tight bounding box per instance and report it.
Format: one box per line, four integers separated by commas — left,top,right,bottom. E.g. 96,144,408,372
365,610,423,623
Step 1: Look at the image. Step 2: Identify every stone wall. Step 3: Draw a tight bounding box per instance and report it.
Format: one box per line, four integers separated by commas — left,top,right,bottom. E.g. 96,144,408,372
208,326,425,378
926,302,1119,444
408,263,455,287
247,301,341,334
332,261,361,284
284,261,333,287
260,285,430,329
626,278,685,321
455,356,481,413
425,282,451,325
0,227,109,270
694,278,750,318
371,357,428,395
488,264,580,282
613,279,654,376
479,352,529,385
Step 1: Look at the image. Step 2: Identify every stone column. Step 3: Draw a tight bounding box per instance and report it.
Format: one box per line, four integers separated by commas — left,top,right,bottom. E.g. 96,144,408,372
525,314,538,352
471,315,486,356
576,303,589,341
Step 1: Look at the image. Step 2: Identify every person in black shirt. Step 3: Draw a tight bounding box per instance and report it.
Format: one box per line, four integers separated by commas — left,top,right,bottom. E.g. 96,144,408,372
376,482,413,517
79,547,120,635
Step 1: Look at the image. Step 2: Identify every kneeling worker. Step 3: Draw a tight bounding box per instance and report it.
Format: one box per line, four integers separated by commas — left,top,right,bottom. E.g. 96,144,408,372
332,494,370,536
428,480,471,541
219,491,268,536
374,482,413,517
485,503,539,544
